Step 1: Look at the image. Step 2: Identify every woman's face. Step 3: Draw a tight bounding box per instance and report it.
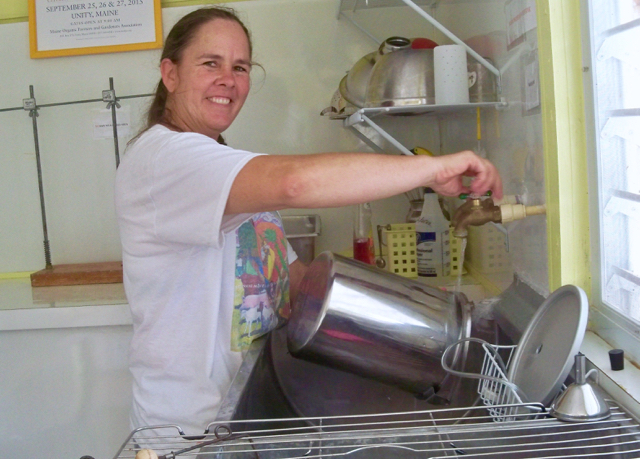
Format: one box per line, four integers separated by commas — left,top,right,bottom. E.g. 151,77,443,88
161,19,252,139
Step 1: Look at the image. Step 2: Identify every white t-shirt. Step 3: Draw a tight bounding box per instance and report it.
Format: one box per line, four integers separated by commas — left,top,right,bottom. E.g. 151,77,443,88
115,125,297,436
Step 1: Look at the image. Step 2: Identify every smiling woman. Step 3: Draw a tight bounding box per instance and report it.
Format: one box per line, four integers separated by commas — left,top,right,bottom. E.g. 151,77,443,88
160,19,251,139
142,6,254,142
114,4,503,441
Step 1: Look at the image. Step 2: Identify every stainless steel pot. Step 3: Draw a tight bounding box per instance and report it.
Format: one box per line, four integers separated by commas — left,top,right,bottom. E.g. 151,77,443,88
340,37,411,108
467,57,498,102
365,47,436,107
287,252,471,396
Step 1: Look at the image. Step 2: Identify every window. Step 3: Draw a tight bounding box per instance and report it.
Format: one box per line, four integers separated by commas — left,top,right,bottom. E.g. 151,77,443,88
583,0,640,362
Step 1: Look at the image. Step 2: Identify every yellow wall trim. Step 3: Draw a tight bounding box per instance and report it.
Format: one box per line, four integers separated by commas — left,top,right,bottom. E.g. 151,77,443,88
0,272,33,280
536,0,591,294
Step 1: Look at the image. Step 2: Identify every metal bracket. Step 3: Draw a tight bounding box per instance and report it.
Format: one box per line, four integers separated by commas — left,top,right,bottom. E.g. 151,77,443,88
102,89,121,109
23,98,38,117
597,18,640,72
344,110,414,155
490,221,511,253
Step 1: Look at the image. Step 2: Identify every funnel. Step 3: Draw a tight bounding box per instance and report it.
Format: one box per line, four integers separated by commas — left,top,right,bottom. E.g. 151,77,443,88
549,353,611,422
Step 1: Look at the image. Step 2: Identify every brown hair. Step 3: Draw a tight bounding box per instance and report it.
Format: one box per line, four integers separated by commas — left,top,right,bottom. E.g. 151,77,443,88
141,6,253,141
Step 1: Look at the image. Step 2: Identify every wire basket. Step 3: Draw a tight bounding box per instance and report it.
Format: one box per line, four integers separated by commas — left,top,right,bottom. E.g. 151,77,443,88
383,223,417,278
477,342,524,421
442,337,542,422
449,225,466,276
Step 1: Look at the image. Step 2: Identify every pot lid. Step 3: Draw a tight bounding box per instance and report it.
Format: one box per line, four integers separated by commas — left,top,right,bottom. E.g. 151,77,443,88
506,285,589,406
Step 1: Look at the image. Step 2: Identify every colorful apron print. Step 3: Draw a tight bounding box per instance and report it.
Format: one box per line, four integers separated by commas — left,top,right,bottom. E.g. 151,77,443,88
231,212,290,351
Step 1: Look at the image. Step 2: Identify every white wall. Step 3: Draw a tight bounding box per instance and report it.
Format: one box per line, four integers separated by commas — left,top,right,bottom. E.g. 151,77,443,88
0,0,411,274
0,0,548,285
0,1,551,457
0,324,133,459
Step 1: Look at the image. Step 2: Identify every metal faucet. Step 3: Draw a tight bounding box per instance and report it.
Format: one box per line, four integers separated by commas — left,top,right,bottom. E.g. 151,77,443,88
451,198,502,238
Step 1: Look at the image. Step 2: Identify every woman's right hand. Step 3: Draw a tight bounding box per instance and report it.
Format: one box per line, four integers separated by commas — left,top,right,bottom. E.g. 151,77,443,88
426,150,503,200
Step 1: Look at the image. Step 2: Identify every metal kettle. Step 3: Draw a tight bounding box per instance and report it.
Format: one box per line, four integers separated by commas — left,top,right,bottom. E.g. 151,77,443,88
287,252,471,397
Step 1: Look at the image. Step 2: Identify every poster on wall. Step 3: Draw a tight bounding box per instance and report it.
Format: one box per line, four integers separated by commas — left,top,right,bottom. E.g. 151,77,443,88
505,0,537,51
92,107,131,139
28,0,163,58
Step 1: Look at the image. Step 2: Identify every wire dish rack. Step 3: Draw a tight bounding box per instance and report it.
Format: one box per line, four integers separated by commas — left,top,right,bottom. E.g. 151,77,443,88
441,337,540,422
113,402,640,458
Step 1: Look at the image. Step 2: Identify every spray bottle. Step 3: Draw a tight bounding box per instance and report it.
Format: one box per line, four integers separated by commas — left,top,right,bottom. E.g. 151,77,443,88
415,189,451,277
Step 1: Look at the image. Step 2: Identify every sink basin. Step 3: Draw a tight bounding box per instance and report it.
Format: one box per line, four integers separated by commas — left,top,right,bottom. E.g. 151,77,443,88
114,325,640,458
207,378,640,459
216,325,488,424
114,275,640,458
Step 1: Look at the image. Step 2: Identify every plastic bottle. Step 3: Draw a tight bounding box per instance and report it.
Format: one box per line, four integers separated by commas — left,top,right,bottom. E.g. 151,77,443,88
406,199,423,223
415,189,451,277
353,202,375,265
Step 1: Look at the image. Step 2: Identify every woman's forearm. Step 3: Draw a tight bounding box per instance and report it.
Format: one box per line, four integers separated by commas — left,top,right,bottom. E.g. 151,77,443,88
226,151,502,214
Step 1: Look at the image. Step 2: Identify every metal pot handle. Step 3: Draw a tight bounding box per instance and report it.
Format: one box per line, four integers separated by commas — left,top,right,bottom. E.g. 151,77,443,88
468,71,477,88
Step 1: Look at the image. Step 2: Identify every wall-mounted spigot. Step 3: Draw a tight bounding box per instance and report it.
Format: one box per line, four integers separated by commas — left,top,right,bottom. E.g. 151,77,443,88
451,198,502,238
451,197,547,238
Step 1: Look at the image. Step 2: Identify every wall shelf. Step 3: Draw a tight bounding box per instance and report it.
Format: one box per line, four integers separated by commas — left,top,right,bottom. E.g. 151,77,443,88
339,0,500,76
344,101,506,127
336,0,506,155
343,102,506,156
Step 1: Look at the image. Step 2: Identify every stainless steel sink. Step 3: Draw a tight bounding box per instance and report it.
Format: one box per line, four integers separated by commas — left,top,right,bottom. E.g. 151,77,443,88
113,326,640,459
113,277,640,458
204,326,640,458
215,325,487,425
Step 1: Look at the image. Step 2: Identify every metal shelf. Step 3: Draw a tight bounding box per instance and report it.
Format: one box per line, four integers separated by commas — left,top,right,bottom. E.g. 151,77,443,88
343,102,506,156
345,102,506,126
336,0,505,155
338,0,499,76
340,0,438,11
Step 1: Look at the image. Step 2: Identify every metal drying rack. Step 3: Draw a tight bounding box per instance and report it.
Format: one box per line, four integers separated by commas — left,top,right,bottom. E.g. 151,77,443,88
113,401,640,458
0,78,153,268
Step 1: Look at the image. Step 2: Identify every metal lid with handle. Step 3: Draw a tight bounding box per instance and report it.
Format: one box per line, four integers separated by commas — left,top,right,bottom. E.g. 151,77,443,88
507,285,589,406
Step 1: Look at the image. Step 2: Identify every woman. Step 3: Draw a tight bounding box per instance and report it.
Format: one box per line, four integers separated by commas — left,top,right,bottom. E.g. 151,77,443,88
115,6,503,436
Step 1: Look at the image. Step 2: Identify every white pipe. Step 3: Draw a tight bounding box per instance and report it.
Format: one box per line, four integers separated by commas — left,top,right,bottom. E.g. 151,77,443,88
525,205,547,216
500,204,546,223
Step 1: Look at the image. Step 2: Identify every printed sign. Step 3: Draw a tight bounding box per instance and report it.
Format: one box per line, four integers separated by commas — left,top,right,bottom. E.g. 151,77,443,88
505,0,537,50
28,0,162,58
92,107,131,139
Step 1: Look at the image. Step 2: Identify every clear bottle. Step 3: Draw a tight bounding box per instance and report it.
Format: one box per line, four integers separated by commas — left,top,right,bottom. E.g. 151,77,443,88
406,199,424,223
353,202,375,265
415,189,451,277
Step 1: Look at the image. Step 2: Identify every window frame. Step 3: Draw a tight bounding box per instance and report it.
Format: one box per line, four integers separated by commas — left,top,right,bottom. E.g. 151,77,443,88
580,0,640,366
